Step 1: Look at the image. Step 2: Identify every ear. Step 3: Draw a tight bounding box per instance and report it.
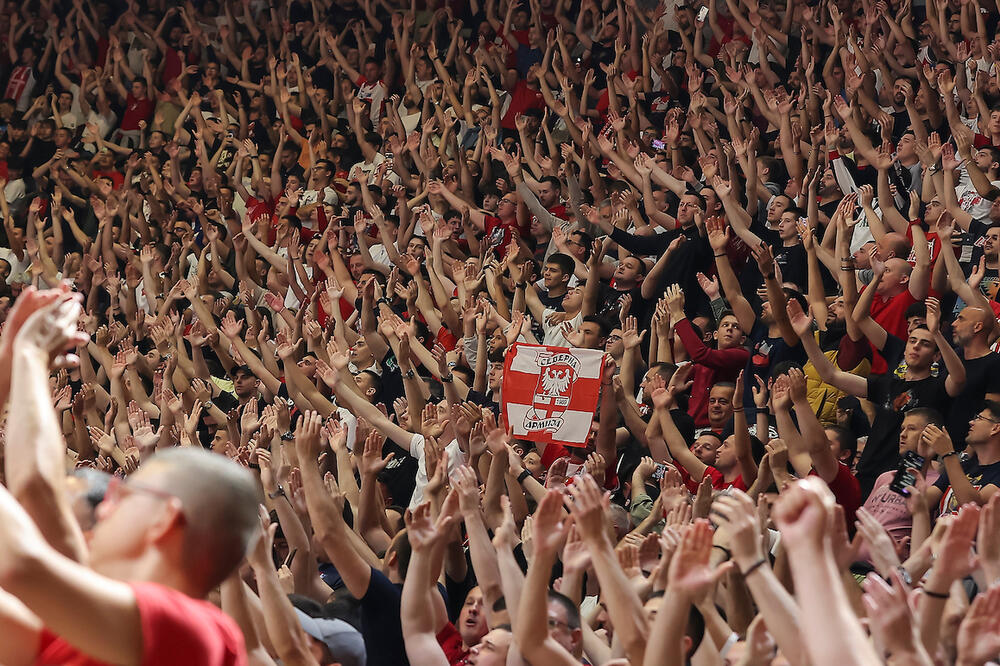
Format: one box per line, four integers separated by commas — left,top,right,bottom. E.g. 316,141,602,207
147,498,185,544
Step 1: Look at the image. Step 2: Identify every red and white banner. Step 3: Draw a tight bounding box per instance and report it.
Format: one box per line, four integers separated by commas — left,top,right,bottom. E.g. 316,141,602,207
502,343,604,447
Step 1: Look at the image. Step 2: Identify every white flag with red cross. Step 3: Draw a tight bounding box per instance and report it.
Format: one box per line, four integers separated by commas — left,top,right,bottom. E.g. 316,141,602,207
502,343,604,447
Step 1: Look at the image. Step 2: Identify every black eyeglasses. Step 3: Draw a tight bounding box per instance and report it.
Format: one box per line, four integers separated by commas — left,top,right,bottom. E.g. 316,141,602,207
974,413,1000,424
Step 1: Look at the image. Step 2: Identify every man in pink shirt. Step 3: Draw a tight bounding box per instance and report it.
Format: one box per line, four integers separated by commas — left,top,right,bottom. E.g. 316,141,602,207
856,407,942,565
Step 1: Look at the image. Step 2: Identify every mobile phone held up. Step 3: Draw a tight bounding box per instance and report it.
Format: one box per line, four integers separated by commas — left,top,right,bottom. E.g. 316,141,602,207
696,6,709,22
889,451,924,496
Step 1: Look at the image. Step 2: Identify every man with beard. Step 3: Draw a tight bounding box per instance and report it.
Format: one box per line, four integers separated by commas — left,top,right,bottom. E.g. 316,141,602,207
946,303,1000,448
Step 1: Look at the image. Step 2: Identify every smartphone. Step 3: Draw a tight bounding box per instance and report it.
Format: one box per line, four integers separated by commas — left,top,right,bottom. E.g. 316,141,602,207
652,463,668,481
652,139,666,150
696,6,709,22
889,450,924,495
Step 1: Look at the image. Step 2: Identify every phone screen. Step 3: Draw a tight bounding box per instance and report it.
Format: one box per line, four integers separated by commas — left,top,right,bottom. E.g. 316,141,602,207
889,451,925,495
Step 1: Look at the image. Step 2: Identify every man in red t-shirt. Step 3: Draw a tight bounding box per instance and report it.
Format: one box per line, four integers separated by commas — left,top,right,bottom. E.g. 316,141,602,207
0,294,257,666
865,227,932,373
429,179,528,255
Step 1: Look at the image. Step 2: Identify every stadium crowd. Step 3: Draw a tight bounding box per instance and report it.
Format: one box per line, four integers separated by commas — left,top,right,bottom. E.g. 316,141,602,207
3,0,1000,663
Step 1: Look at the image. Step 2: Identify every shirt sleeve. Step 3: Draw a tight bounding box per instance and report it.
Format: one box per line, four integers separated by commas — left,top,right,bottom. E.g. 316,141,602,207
130,582,247,666
674,318,750,371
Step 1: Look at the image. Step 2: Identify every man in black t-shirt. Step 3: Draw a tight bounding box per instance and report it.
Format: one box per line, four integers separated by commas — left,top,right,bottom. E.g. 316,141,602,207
950,304,1000,448
924,401,1000,515
795,309,966,496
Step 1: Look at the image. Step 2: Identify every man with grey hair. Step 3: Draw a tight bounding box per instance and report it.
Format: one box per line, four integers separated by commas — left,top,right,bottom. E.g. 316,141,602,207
0,288,260,665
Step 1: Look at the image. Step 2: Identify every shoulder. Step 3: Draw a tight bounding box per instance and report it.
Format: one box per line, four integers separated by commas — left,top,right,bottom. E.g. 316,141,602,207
129,582,247,666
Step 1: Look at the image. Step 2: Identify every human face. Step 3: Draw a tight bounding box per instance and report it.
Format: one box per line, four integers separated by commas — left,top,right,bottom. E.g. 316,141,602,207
898,413,930,455
546,599,580,656
488,364,503,391
766,196,790,223
952,306,988,346
131,80,147,99
980,226,1000,261
875,259,911,295
613,257,643,285
406,238,426,261
350,337,375,368
715,315,743,349
677,194,702,226
233,371,259,398
579,322,605,349
968,409,1000,445
565,232,588,259
542,262,568,290
88,465,181,569
486,327,506,355
538,181,559,208
458,587,489,646
708,385,735,425
466,629,512,666
691,435,721,465
348,255,365,281
777,212,800,242
715,437,737,470
522,451,543,477
562,285,583,311
497,195,516,218
903,329,938,370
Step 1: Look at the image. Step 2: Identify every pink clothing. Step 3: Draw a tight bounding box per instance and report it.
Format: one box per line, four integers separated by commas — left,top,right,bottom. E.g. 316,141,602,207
856,468,939,565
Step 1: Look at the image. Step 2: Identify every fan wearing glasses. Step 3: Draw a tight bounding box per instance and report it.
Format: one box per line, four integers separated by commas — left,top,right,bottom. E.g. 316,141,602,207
920,402,1000,516
0,288,260,666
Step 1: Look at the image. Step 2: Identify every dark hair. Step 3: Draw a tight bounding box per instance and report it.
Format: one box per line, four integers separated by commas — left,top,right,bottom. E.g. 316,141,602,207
547,590,581,630
984,400,1000,422
905,407,944,428
540,175,561,190
904,302,927,321
582,314,611,338
546,252,575,276
825,424,858,467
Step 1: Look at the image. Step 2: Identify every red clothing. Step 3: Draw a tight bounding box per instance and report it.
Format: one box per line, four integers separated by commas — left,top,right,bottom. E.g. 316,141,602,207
93,169,124,189
436,622,469,666
811,462,862,529
36,581,247,665
674,318,750,427
676,463,737,493
484,214,529,255
539,442,619,491
499,80,545,130
867,287,919,374
120,94,153,132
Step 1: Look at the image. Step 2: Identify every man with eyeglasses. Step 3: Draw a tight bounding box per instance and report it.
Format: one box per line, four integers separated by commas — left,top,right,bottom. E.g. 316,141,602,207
0,289,259,666
921,402,1000,516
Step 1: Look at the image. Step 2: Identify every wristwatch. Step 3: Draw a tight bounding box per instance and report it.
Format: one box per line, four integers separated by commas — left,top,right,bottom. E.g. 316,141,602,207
402,369,415,379
268,485,286,499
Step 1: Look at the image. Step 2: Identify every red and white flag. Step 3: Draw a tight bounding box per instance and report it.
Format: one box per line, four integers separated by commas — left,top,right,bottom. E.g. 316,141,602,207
502,343,604,447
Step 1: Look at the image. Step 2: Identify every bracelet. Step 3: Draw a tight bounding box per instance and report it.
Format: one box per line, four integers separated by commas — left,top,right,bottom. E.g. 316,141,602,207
840,267,856,272
440,374,454,383
941,450,960,461
268,485,286,499
732,408,744,412
517,469,532,483
714,252,726,257
922,588,950,599
740,558,768,577
713,545,732,560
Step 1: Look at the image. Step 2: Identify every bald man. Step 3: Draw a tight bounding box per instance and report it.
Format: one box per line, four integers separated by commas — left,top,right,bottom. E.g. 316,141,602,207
0,292,258,666
948,304,1000,446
